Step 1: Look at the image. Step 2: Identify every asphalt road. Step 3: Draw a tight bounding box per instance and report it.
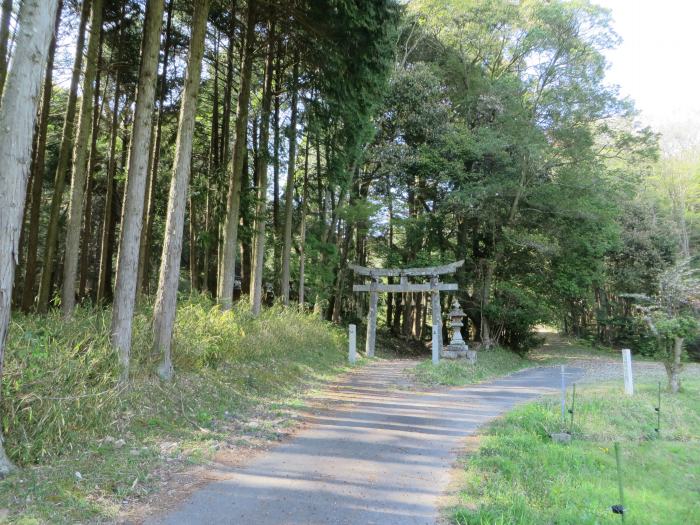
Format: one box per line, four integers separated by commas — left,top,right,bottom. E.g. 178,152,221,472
148,360,582,525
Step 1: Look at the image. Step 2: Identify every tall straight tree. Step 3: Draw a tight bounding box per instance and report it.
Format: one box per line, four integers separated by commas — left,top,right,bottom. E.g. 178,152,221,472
0,0,60,477
250,19,276,315
101,104,133,303
220,6,237,168
21,1,62,312
111,0,165,381
138,0,174,295
79,36,104,299
272,54,282,286
62,0,104,317
37,0,90,312
96,3,126,305
299,130,310,306
216,7,238,288
203,30,220,293
96,71,121,304
280,57,299,305
218,0,257,309
0,0,12,99
152,0,210,380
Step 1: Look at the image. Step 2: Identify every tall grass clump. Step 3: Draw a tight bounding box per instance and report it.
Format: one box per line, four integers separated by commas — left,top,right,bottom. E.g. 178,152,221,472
2,296,347,467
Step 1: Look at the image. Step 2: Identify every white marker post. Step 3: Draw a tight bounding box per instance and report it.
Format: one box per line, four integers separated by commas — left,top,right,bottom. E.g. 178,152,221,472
622,348,634,395
348,324,357,364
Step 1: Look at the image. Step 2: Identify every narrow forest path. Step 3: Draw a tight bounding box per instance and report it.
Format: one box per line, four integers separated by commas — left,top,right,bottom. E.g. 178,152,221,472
145,360,583,525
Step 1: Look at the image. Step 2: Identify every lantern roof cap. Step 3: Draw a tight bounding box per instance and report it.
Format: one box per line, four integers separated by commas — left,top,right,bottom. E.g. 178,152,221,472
450,299,465,317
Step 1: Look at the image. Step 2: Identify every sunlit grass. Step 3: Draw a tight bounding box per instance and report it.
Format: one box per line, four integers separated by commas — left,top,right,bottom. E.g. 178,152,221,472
452,380,700,525
411,346,529,386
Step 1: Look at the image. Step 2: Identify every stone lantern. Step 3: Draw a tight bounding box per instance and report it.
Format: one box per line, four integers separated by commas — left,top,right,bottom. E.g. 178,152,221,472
442,299,476,363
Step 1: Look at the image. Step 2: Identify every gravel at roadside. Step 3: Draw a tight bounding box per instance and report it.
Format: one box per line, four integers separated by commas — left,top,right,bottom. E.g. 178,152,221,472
557,357,700,385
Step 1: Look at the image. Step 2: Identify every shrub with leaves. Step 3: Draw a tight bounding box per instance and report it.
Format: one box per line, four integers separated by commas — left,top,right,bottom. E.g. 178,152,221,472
486,282,550,355
637,260,700,392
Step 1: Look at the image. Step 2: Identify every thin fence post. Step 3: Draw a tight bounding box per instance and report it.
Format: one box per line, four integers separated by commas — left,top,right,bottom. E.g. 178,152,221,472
613,442,626,523
569,383,576,432
560,365,566,423
655,381,661,434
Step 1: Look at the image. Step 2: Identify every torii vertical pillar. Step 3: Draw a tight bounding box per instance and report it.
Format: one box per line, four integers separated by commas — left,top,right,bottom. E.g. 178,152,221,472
430,276,443,364
365,279,378,357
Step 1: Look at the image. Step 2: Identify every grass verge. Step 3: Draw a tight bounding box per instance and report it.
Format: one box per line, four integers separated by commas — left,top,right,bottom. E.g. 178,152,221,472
411,346,530,386
451,379,700,525
0,295,352,524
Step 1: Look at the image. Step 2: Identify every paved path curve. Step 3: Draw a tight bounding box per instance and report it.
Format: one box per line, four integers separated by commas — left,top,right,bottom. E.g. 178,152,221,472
148,361,583,525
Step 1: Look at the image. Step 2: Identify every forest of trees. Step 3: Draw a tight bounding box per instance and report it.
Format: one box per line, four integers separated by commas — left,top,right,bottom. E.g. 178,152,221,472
362,1,697,358
0,0,697,473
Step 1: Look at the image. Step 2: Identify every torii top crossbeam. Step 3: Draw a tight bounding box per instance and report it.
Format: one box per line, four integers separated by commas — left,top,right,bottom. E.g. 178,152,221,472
348,260,464,278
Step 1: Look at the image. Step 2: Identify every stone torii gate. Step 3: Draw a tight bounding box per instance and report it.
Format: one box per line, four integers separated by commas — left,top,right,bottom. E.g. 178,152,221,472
350,260,464,364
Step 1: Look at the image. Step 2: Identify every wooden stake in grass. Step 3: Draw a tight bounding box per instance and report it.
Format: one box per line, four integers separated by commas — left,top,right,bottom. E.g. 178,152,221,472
560,365,566,425
612,442,626,522
654,381,661,435
568,383,576,433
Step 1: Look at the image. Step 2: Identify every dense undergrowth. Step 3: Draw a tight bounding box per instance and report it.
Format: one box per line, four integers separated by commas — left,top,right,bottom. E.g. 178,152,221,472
2,295,347,465
0,296,348,522
453,380,700,525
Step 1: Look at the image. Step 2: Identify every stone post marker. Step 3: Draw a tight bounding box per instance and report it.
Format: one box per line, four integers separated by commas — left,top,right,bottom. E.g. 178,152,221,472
622,348,634,395
348,324,357,364
432,324,440,364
